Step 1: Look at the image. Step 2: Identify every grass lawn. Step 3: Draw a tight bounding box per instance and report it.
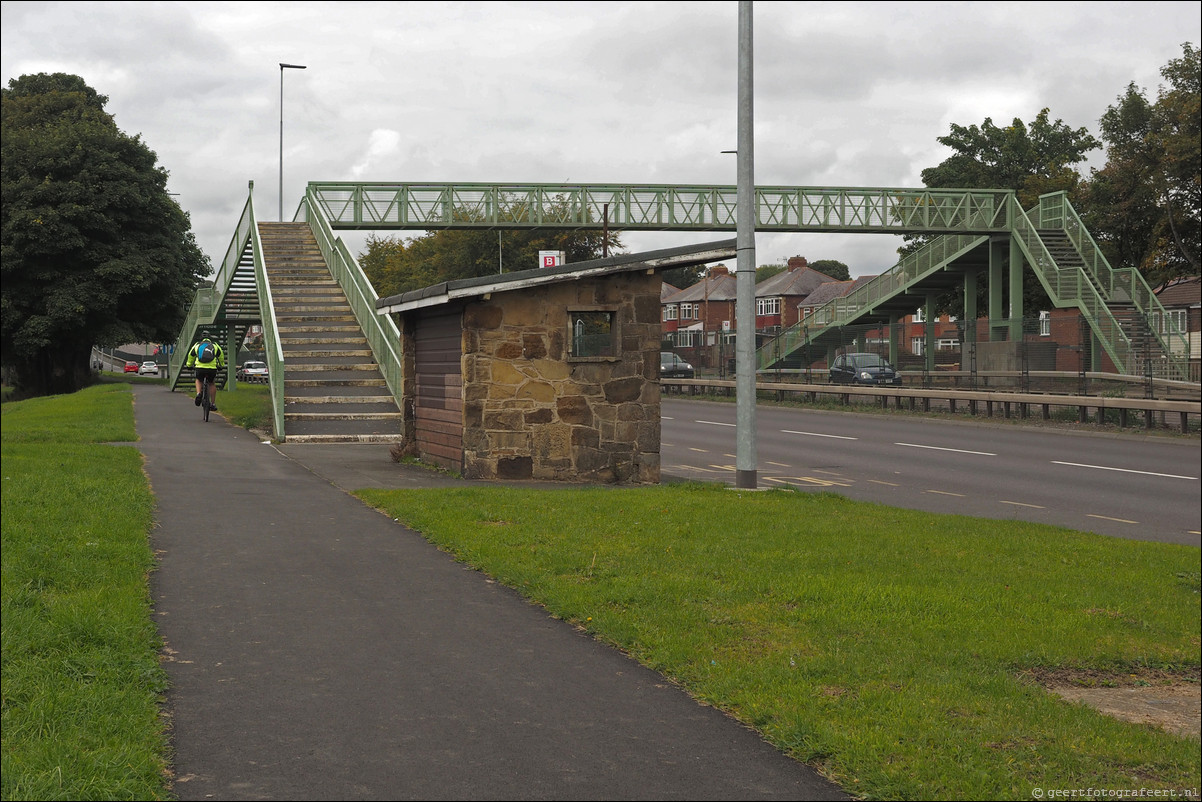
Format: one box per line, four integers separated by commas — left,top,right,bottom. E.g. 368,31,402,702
354,483,1201,800
2,380,1198,800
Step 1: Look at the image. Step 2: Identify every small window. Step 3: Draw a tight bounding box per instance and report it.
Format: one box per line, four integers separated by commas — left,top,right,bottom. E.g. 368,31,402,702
569,310,616,358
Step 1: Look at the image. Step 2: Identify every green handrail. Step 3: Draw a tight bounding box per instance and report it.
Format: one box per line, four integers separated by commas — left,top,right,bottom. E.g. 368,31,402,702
249,201,286,440
1037,193,1190,380
1010,198,1134,374
755,233,990,370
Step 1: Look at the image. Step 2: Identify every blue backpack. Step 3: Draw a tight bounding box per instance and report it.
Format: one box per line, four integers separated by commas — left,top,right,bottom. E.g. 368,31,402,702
197,342,217,363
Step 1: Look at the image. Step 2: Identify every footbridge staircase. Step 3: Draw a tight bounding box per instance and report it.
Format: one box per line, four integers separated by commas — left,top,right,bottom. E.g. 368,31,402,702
167,184,404,443
755,192,1192,383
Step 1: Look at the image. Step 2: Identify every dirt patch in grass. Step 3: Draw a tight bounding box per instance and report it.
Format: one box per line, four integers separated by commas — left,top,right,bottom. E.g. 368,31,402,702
1024,667,1201,740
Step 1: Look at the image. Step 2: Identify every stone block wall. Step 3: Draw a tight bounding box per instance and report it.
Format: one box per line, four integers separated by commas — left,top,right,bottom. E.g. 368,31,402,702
460,271,662,483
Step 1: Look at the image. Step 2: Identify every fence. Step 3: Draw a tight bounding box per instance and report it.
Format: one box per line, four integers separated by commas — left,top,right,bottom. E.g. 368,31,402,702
665,314,1200,399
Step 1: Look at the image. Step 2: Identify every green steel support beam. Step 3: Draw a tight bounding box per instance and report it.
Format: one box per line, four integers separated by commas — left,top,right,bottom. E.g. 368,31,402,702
226,328,238,391
924,293,937,372
889,314,900,366
1009,233,1024,341
964,268,978,341
989,238,1005,341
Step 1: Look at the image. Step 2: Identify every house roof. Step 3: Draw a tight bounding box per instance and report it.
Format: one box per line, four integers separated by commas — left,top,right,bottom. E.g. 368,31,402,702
754,266,836,298
1155,276,1200,307
660,282,681,301
797,279,856,308
664,271,739,303
376,239,737,315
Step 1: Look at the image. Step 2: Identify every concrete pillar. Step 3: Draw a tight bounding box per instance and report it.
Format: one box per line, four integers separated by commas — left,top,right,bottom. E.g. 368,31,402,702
888,313,899,366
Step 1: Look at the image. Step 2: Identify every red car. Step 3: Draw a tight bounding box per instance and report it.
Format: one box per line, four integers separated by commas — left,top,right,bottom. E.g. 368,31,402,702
123,361,138,373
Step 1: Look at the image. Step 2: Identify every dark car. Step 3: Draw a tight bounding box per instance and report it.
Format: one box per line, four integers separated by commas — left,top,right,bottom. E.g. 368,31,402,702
829,352,902,386
660,351,695,379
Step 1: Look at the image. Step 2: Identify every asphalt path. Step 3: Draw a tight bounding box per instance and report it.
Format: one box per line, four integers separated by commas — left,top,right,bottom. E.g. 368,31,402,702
662,398,1201,547
134,385,846,801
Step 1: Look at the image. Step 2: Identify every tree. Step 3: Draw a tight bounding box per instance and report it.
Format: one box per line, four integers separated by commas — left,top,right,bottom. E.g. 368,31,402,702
920,108,1099,209
1,73,208,396
808,259,851,281
1083,43,1200,285
360,199,623,299
910,109,1100,317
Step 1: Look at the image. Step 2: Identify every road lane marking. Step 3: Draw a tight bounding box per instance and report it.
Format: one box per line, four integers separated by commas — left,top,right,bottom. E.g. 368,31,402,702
1087,514,1139,524
869,479,901,486
896,442,996,456
1051,461,1197,480
698,419,736,427
766,461,792,468
782,429,858,440
689,447,708,453
1000,500,1045,509
924,490,966,497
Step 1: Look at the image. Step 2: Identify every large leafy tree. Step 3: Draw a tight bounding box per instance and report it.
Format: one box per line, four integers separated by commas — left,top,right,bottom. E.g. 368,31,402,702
1083,43,1200,286
920,108,1099,209
2,73,208,396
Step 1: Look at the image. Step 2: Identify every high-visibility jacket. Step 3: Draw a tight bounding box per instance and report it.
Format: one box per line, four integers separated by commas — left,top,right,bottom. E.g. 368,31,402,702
186,340,225,369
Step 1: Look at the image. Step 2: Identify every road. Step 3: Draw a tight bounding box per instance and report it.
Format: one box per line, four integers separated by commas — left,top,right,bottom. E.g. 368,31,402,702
661,398,1201,547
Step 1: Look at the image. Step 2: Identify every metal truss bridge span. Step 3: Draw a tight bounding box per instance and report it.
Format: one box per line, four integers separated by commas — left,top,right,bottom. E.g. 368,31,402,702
305,182,1014,236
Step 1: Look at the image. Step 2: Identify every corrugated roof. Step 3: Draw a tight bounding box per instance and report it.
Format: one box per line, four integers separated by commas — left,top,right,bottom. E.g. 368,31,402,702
376,239,737,315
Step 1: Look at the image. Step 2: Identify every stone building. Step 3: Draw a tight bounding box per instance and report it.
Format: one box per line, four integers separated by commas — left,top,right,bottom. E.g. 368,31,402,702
376,240,735,483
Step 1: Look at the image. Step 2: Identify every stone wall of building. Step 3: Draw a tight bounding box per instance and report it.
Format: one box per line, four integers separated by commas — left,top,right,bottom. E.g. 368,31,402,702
460,271,662,483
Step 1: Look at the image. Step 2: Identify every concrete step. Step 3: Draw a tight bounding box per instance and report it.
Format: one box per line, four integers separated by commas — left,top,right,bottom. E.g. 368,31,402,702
282,433,406,444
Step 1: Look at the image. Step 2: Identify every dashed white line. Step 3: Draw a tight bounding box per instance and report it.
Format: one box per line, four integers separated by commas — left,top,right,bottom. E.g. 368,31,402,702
1052,461,1197,480
697,419,736,428
1000,500,1045,509
1088,514,1139,525
896,442,996,456
782,429,858,440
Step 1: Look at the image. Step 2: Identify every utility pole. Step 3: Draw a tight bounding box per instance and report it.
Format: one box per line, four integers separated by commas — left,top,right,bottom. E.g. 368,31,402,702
734,0,757,489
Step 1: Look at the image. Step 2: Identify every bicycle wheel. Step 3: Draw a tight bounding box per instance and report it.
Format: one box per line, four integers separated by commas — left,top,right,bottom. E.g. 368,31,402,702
201,378,211,422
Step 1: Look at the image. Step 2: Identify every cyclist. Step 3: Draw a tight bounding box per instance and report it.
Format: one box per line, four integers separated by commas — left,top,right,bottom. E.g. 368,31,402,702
186,336,225,412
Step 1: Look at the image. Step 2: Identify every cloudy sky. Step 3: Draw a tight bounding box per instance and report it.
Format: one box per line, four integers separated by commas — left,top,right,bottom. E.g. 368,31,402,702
3,1,1198,278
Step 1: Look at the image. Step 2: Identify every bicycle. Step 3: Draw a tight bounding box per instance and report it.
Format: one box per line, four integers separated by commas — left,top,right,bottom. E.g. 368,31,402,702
199,372,213,422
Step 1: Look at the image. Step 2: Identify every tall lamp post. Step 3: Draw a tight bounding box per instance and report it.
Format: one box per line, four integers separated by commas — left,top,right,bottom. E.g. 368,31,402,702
279,62,307,222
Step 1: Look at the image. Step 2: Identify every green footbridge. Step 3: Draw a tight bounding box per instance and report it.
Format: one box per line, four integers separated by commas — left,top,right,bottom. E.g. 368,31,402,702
168,181,1192,441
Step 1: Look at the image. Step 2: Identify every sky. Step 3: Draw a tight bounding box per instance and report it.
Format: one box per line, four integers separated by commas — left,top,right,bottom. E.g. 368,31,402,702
2,1,1198,279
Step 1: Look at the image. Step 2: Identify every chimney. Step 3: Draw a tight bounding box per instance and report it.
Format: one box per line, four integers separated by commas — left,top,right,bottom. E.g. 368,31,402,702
710,264,730,276
787,256,808,271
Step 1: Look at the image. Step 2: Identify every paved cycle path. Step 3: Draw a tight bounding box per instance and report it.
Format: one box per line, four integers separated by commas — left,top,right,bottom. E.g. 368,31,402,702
133,385,846,801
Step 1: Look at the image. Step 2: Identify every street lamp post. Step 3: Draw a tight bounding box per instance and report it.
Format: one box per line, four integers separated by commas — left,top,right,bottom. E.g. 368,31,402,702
279,63,307,222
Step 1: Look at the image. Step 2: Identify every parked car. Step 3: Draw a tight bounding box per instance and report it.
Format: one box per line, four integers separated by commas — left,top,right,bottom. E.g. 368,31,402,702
123,361,138,373
138,361,159,375
237,360,269,383
660,351,695,379
829,352,902,385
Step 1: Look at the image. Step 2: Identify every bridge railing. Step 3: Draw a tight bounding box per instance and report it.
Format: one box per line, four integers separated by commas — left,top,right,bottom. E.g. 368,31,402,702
306,182,1014,234
1038,193,1190,380
755,232,990,370
168,188,259,386
300,189,405,408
